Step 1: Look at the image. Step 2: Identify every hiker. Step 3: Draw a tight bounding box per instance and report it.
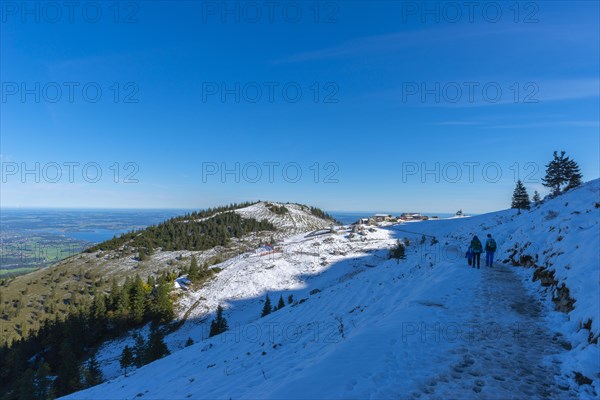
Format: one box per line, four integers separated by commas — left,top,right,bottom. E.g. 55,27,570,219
485,234,497,267
470,235,483,269
465,247,473,266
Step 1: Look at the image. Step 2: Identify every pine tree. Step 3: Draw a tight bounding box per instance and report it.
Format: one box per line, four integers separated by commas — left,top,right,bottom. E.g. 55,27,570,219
146,325,170,363
146,274,156,288
35,361,54,399
185,337,194,347
209,305,228,337
147,242,154,257
542,151,583,195
17,368,36,400
91,294,107,321
130,275,147,325
120,345,134,377
133,334,146,367
542,151,565,196
138,249,148,261
277,295,285,310
108,278,120,310
84,355,103,387
116,278,131,319
388,240,406,262
188,255,200,282
533,190,541,204
55,341,81,395
261,295,272,317
151,277,174,323
287,294,294,304
511,180,531,212
564,156,583,191
201,262,210,278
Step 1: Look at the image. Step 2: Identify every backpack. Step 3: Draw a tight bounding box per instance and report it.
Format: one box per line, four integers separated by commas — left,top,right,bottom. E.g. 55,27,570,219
487,238,497,252
471,239,482,253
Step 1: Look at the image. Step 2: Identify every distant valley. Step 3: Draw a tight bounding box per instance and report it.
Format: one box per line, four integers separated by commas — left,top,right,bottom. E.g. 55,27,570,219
0,209,191,277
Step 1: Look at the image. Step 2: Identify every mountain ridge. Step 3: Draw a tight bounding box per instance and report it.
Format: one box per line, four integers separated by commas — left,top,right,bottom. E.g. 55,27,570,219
0,201,338,347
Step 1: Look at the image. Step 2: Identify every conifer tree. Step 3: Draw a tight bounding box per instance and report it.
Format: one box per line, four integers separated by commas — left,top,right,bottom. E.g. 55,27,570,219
564,156,583,191
84,355,103,387
146,325,170,363
147,275,156,288
17,368,36,400
511,180,531,212
209,305,228,337
108,278,120,310
188,255,200,282
147,242,154,257
133,334,146,367
151,277,174,323
388,240,406,262
201,262,210,278
542,151,583,195
138,249,148,261
55,341,81,395
120,345,134,377
533,190,541,204
261,295,272,317
542,151,565,196
130,275,147,325
35,362,54,399
116,278,131,319
277,295,285,310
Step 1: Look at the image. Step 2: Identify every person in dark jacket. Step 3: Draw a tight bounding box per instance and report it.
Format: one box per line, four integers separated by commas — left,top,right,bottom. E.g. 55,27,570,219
485,234,497,267
470,235,483,269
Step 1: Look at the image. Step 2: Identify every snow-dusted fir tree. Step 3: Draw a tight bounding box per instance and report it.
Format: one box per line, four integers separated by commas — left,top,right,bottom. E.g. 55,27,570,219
120,346,134,377
146,325,170,363
261,294,272,317
133,334,146,367
542,151,583,196
533,190,541,204
84,355,103,387
277,295,285,310
209,304,228,337
564,156,583,192
511,180,531,213
542,151,565,196
388,240,406,262
188,255,200,282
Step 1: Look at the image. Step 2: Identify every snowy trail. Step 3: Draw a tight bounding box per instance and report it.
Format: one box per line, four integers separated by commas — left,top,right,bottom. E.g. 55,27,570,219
414,263,574,400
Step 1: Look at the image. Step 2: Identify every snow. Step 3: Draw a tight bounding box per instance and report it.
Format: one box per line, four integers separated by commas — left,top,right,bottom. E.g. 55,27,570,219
63,180,600,399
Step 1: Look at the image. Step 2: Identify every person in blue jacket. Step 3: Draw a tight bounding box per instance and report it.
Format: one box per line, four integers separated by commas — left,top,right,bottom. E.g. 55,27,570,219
485,234,497,267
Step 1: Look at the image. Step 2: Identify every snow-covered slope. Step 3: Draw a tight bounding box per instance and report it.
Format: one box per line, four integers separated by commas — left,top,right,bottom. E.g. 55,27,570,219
51,202,336,282
234,202,337,235
64,181,600,399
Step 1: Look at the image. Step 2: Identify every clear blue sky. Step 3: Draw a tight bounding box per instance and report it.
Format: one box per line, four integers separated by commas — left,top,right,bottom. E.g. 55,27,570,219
1,1,598,213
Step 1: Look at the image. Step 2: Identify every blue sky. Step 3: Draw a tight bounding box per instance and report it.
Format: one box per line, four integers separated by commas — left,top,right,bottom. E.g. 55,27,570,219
1,1,598,213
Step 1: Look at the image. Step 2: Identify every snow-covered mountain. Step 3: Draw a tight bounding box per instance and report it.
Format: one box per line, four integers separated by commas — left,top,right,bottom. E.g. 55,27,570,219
56,202,336,280
64,181,600,399
234,202,338,234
